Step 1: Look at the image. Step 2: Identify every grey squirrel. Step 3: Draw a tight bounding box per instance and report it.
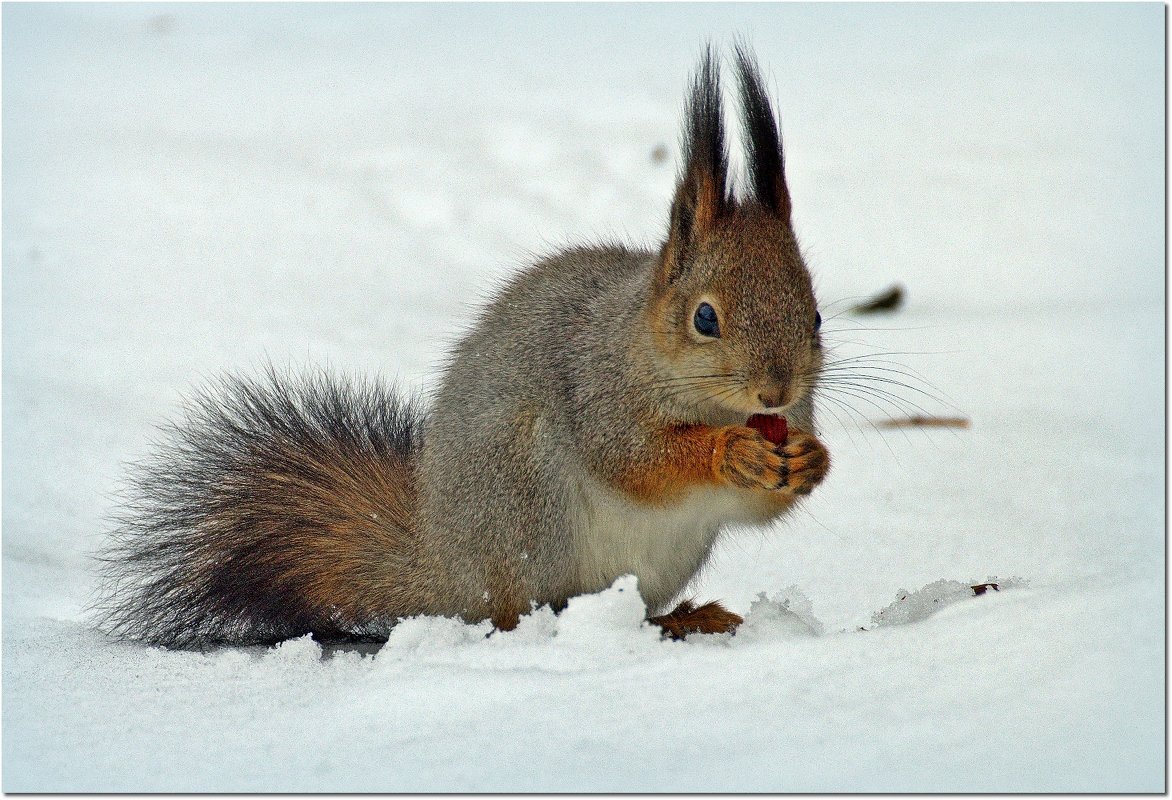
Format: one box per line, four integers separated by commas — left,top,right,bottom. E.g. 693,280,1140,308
97,47,830,647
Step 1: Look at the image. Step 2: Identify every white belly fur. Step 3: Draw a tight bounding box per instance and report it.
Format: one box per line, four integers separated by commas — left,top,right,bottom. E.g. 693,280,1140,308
575,478,770,614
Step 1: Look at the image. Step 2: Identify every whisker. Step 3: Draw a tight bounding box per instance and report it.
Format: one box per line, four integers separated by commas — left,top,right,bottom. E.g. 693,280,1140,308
820,379,933,419
638,373,739,390
822,385,954,451
824,383,964,444
816,391,902,462
819,296,872,314
819,382,916,428
801,384,860,450
818,365,957,410
817,353,962,410
656,382,737,401
821,350,957,367
699,384,745,406
817,373,959,413
646,378,738,391
821,318,936,334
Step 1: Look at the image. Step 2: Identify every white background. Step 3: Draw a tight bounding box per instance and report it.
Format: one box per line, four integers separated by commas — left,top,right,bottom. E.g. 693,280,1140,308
3,3,1164,791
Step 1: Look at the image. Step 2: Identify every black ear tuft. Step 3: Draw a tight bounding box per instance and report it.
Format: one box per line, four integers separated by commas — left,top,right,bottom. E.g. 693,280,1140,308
662,46,731,282
733,44,791,221
682,46,730,211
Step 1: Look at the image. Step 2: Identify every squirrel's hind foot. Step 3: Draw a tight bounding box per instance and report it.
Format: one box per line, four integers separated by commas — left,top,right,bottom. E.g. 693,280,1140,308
649,599,743,640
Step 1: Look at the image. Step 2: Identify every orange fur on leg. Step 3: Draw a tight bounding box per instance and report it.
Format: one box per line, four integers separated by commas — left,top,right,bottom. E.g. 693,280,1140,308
613,424,726,503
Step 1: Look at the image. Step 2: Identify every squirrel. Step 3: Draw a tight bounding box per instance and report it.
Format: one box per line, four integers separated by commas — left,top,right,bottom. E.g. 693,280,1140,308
97,46,830,648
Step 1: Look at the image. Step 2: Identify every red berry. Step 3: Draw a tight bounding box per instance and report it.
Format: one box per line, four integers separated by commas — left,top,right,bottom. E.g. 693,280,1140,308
746,414,788,445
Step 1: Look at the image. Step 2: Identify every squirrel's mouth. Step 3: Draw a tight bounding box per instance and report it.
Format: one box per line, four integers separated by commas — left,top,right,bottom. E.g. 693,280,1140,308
715,383,802,417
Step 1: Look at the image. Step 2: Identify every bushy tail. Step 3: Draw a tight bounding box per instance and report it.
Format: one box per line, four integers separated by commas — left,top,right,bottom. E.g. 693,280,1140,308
95,367,425,649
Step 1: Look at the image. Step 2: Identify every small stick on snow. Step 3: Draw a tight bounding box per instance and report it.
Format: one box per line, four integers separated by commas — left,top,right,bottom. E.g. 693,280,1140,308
877,415,971,429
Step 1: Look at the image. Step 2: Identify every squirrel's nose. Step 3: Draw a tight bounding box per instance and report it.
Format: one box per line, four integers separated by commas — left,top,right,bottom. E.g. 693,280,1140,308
756,373,794,409
757,389,785,409
757,365,794,410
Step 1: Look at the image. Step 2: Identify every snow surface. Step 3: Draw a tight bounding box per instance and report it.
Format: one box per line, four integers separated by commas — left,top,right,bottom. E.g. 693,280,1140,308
2,2,1164,792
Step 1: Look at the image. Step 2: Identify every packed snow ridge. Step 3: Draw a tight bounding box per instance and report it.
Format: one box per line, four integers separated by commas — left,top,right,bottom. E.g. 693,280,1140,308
338,573,1027,664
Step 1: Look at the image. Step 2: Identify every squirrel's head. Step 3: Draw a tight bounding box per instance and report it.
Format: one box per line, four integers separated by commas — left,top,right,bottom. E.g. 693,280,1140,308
648,47,822,417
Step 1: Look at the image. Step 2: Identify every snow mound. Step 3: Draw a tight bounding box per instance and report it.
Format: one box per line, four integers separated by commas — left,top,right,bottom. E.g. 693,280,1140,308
369,576,664,674
733,587,826,642
378,576,826,656
549,574,657,648
339,576,829,670
870,577,1028,628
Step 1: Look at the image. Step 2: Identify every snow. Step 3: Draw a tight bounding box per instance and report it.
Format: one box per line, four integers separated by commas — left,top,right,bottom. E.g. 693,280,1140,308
2,2,1164,792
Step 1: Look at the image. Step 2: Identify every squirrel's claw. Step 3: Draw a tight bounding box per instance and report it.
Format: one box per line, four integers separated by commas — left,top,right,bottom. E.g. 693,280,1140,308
780,431,830,495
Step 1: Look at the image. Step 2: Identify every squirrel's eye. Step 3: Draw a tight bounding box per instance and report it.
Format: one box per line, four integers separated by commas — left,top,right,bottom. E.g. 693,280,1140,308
814,311,822,331
693,302,720,338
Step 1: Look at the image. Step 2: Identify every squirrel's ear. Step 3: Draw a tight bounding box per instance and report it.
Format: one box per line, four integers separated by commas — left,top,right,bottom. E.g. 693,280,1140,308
661,48,730,283
733,45,791,223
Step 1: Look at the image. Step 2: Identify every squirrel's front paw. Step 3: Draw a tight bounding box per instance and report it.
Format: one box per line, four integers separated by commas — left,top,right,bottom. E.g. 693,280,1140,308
714,426,787,490
715,426,829,494
780,430,829,495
